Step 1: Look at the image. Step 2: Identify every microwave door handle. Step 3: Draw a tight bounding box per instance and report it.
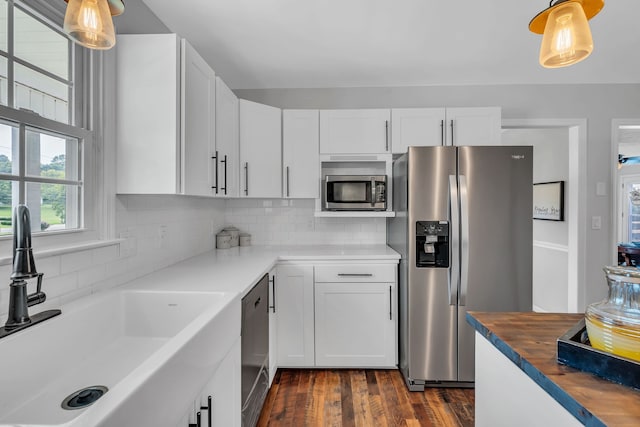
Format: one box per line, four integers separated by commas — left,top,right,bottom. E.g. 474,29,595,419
371,178,376,207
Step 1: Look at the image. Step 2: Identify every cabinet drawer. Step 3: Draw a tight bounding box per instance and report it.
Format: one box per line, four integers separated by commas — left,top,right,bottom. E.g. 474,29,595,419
315,264,395,283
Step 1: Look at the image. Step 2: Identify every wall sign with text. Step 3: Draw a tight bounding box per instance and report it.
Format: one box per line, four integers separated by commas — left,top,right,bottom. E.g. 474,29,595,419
533,181,564,221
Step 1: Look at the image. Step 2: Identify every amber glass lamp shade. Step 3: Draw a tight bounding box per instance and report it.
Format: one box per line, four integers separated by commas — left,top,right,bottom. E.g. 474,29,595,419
539,1,593,68
63,0,116,50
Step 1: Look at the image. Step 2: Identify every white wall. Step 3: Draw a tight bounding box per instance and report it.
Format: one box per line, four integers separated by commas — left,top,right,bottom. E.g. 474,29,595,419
224,199,386,245
503,128,570,312
0,196,226,319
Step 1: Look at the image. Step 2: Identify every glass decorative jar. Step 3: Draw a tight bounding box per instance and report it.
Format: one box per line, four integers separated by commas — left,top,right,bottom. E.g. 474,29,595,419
585,266,640,362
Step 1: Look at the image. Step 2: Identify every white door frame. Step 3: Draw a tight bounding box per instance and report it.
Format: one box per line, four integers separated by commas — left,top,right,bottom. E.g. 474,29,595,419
502,118,587,313
611,119,640,264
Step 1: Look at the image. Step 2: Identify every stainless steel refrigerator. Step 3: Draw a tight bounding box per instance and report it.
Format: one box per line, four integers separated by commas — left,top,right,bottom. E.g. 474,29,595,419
387,146,532,390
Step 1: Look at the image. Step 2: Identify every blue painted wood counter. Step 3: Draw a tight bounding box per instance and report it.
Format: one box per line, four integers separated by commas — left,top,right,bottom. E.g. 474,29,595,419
467,311,640,426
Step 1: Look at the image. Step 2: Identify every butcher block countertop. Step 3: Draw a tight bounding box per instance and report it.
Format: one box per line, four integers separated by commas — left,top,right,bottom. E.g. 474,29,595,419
467,312,640,427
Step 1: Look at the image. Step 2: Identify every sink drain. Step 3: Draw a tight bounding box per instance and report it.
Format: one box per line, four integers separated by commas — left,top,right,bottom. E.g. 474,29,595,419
61,386,108,410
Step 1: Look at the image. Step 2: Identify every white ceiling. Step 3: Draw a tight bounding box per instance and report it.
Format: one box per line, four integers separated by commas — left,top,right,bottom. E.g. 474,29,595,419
140,0,640,90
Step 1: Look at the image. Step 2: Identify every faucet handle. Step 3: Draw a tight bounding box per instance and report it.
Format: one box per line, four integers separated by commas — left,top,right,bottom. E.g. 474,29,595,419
26,273,46,307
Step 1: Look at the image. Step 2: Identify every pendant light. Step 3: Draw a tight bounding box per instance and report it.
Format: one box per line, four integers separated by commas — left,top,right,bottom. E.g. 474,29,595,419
529,0,604,68
63,0,125,50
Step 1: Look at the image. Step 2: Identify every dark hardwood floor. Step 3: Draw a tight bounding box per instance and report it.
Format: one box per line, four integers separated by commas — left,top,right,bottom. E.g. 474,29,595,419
257,369,474,426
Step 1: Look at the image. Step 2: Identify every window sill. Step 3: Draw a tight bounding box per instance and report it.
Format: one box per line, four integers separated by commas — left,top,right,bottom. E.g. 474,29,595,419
0,239,123,266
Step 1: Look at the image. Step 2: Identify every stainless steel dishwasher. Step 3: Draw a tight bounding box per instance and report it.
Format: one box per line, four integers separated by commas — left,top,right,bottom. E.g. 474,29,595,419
241,273,269,427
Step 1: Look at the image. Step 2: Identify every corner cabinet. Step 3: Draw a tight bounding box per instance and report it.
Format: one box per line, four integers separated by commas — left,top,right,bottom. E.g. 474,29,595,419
390,107,502,153
239,99,282,198
116,34,216,196
320,109,390,154
214,77,239,197
314,264,397,368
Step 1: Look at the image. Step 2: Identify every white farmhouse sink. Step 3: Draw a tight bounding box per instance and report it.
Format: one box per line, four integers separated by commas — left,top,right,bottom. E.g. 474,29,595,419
0,288,240,427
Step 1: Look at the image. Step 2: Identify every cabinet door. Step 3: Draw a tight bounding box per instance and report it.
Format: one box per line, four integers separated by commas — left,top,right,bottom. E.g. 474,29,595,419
445,107,501,146
268,269,277,386
198,337,241,427
315,282,396,367
282,110,319,198
215,77,239,197
320,109,390,154
116,34,180,194
181,39,216,197
275,264,315,367
391,108,446,153
239,100,282,197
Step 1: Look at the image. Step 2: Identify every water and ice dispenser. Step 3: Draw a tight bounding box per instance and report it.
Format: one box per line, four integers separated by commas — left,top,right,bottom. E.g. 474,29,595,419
415,221,449,268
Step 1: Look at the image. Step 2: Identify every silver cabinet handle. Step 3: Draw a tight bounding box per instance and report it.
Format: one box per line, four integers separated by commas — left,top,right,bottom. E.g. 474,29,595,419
244,162,248,196
286,166,290,197
269,275,276,313
337,273,373,277
389,285,392,320
211,151,218,194
220,155,227,195
440,119,444,146
385,120,389,151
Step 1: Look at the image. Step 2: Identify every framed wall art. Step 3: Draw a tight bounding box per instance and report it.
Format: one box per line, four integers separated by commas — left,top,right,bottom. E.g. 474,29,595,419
533,181,564,221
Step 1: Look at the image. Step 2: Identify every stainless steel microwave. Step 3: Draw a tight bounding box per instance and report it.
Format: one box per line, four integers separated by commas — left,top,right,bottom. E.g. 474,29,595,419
324,175,387,211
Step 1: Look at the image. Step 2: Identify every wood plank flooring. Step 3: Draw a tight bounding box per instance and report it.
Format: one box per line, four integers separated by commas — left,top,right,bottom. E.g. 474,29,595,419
257,369,474,427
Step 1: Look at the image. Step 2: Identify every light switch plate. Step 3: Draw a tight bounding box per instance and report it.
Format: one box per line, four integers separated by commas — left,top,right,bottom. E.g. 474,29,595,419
592,216,602,230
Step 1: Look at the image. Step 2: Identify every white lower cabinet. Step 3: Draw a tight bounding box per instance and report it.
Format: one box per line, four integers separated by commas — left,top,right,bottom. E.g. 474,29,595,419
268,268,278,386
179,337,241,427
315,281,396,367
272,262,398,370
314,264,397,368
275,264,315,367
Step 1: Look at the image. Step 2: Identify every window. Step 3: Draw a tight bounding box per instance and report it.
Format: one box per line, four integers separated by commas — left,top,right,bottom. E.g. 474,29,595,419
0,0,90,237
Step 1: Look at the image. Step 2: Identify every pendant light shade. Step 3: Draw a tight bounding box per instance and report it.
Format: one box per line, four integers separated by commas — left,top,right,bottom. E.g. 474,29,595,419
63,0,124,50
529,0,604,68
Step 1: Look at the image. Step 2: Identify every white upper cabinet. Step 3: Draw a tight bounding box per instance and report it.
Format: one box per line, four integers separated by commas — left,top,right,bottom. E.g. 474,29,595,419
444,107,501,146
239,99,282,198
116,34,216,195
390,107,502,152
391,108,446,153
320,109,391,154
215,77,239,197
282,110,319,198
181,39,216,197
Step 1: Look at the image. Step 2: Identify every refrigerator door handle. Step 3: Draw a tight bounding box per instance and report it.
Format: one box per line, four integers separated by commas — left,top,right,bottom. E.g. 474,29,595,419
459,174,470,306
448,174,460,307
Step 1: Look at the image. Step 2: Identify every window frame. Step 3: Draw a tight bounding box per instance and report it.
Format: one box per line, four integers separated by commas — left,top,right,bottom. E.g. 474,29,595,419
0,0,102,252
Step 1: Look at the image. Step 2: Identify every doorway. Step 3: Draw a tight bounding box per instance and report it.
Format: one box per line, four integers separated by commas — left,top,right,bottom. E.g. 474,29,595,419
502,119,587,313
611,119,640,267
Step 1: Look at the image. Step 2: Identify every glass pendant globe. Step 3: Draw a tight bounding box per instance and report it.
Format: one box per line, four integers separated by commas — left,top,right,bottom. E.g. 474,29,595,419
539,1,593,68
63,0,115,50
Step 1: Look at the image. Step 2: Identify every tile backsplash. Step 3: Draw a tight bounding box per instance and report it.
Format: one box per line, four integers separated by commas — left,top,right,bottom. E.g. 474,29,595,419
0,196,386,319
0,195,226,319
224,199,386,245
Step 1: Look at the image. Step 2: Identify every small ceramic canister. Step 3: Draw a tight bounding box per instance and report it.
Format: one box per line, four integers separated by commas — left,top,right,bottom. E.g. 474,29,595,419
239,232,251,247
216,230,231,249
223,226,240,247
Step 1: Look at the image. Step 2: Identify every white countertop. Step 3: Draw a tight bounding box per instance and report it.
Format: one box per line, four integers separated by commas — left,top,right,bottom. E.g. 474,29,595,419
124,244,400,297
